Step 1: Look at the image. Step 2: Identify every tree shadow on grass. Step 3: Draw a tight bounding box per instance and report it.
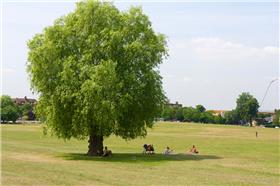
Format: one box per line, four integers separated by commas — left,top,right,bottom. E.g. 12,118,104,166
58,153,222,163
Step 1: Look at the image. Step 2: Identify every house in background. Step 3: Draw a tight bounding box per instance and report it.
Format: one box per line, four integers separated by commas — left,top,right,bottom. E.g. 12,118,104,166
208,110,229,117
12,96,37,106
167,101,182,108
12,96,37,121
255,111,275,125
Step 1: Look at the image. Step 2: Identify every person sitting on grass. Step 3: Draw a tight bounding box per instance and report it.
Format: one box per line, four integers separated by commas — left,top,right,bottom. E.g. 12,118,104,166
148,144,155,154
163,146,173,155
145,144,155,154
143,144,148,154
102,146,112,157
189,145,199,154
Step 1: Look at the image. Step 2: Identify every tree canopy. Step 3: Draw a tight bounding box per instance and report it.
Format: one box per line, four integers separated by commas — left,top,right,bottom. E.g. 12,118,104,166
236,92,259,125
27,0,167,155
0,95,19,123
224,110,239,124
195,105,206,113
273,109,280,126
19,103,33,116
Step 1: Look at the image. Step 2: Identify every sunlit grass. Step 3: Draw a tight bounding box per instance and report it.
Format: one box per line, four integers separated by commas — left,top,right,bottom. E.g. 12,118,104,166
2,122,279,185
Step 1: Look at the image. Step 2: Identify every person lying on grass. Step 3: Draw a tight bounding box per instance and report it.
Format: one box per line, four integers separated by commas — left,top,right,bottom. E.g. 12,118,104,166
189,145,199,154
102,146,112,157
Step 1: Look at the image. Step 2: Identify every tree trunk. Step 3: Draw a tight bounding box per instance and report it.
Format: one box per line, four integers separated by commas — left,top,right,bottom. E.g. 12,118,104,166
249,118,252,127
87,135,103,156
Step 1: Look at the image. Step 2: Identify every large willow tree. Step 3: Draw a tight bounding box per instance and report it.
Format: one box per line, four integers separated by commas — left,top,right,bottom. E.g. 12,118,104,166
27,0,167,156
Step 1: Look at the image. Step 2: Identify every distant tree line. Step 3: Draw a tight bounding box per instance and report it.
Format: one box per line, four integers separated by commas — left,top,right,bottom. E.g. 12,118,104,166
2,92,278,127
0,95,36,123
160,104,226,124
160,92,279,127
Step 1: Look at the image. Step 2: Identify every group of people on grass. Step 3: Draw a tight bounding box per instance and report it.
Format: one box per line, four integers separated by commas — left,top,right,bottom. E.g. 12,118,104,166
102,144,199,157
162,145,199,155
143,144,199,155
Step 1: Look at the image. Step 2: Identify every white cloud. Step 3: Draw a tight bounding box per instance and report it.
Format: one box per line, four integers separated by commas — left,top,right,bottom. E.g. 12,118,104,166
182,76,192,82
161,72,192,83
169,37,279,64
191,37,243,49
161,73,174,78
263,46,279,55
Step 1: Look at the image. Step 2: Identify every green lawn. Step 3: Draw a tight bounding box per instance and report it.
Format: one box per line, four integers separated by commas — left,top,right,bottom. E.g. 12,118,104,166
1,122,280,185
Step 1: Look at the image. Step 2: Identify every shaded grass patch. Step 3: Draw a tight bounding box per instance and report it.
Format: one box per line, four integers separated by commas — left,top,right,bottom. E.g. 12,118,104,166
59,152,222,163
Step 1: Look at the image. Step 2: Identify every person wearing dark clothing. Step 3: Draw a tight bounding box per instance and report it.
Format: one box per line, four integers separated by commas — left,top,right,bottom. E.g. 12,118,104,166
103,146,112,157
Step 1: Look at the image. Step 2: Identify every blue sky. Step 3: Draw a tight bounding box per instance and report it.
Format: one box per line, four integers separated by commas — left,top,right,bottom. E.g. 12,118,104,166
2,1,279,111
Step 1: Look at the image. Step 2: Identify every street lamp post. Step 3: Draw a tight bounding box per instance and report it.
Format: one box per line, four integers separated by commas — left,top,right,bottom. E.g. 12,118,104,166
260,78,279,108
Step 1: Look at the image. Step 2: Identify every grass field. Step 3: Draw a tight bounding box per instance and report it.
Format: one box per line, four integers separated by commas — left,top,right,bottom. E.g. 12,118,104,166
1,122,280,185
